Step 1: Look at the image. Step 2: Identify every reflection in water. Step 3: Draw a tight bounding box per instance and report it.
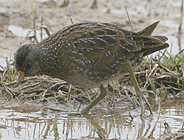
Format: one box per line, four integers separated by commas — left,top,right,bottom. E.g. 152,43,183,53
0,98,184,139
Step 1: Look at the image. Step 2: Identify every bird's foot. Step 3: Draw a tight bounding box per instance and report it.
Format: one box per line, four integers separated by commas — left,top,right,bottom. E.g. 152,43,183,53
81,85,107,114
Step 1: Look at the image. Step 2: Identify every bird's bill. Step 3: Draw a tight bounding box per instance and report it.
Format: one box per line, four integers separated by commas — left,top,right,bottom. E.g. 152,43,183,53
17,70,25,85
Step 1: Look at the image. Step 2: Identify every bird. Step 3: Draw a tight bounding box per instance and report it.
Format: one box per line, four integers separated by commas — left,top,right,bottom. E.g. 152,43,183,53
15,21,169,118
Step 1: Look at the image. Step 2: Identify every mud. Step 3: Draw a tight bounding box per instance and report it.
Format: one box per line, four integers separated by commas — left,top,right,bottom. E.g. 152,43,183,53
0,0,183,58
0,0,184,140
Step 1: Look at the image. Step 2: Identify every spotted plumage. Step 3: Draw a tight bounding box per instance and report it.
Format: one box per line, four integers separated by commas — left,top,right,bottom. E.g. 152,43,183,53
15,21,169,89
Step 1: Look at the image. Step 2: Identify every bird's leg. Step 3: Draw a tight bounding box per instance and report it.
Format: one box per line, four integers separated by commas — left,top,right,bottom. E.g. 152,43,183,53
81,85,107,114
125,63,145,120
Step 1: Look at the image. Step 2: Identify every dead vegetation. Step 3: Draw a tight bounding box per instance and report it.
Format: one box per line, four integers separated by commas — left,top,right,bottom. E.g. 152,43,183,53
0,49,184,110
1,50,184,140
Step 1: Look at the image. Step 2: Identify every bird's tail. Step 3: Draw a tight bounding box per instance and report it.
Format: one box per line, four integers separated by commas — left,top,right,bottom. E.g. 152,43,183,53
135,21,169,57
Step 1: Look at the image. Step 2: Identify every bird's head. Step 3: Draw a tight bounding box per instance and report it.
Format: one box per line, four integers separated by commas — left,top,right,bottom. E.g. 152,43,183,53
14,44,41,83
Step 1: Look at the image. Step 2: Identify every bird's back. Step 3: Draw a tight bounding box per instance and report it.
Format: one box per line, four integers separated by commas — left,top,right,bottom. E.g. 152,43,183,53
38,22,169,88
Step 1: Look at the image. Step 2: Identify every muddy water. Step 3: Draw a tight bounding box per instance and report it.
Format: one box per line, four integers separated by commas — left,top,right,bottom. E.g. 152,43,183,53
0,98,183,140
1,0,184,139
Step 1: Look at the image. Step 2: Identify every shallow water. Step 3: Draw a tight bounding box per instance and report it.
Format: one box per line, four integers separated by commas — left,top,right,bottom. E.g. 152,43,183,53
0,98,183,140
0,0,184,139
7,25,48,42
